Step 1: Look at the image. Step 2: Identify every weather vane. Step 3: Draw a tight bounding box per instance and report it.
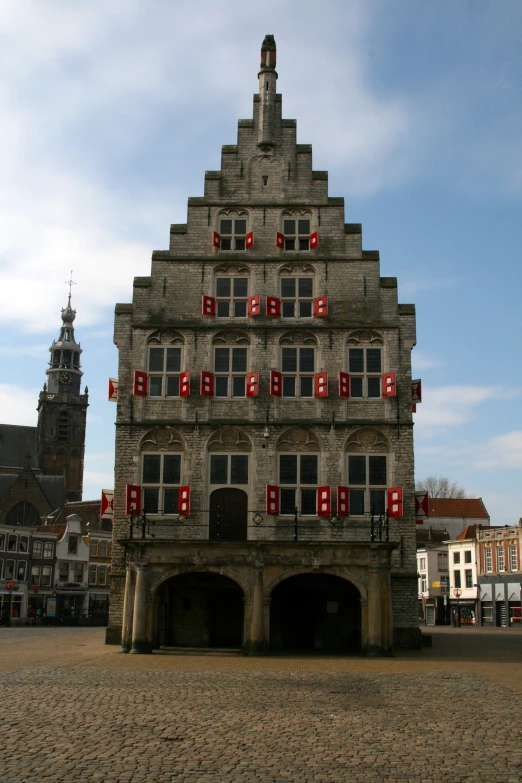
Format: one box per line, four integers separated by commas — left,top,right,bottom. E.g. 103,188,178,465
65,270,76,300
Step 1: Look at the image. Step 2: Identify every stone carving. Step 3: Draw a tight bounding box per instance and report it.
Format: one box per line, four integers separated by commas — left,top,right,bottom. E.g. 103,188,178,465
276,427,321,452
212,330,250,345
207,427,252,452
345,428,389,453
141,427,185,452
281,208,312,217
147,330,184,345
346,330,383,346
278,263,315,275
213,263,250,275
279,330,317,346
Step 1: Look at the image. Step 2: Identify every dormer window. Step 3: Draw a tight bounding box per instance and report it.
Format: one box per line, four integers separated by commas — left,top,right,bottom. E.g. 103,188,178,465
220,219,247,251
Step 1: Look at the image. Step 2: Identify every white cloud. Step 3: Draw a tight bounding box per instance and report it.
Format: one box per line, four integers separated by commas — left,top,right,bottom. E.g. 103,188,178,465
414,385,507,429
0,385,39,426
411,351,443,370
473,431,522,470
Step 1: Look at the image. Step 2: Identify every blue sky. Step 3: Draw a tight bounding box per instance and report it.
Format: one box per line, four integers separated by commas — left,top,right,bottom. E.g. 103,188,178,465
1,1,521,523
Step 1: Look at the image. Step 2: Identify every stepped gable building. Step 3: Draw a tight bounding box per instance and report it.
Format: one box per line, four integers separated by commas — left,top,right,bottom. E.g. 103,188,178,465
107,36,420,654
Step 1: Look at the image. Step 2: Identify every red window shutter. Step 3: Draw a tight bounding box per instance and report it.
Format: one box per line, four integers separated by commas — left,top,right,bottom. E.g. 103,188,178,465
382,372,396,397
314,372,328,398
213,231,221,248
201,371,214,397
180,371,190,397
412,378,422,404
339,371,350,398
314,296,328,317
133,371,147,397
387,486,403,518
412,403,417,413
266,296,281,317
126,485,142,515
318,486,331,517
202,295,216,316
108,377,118,402
248,295,261,316
246,231,254,249
270,370,282,397
337,486,349,516
310,231,319,249
178,486,190,515
276,232,285,249
266,485,280,516
246,372,259,397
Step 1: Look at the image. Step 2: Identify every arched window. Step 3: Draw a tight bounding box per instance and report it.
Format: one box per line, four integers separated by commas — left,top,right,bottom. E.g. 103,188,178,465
217,209,250,251
276,427,322,516
207,427,252,487
345,428,390,516
278,262,316,319
346,330,384,399
213,262,251,319
146,331,185,398
280,209,313,252
5,501,41,527
279,331,317,398
140,427,185,515
213,331,250,398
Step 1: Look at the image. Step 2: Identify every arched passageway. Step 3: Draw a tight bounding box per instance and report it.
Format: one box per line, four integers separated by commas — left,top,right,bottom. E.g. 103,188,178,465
155,572,244,649
270,573,361,653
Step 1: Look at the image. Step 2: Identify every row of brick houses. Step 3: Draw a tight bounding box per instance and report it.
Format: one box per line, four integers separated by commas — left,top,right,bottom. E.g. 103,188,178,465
417,502,521,627
0,502,112,624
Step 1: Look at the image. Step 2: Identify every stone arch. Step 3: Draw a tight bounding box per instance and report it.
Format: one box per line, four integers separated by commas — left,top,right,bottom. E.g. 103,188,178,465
276,426,321,453
279,329,317,346
212,329,250,346
277,261,316,276
146,329,185,346
266,566,367,601
206,426,252,453
149,566,251,601
213,262,251,275
139,427,186,452
215,207,250,232
346,329,384,346
247,154,285,198
279,207,313,227
344,428,390,454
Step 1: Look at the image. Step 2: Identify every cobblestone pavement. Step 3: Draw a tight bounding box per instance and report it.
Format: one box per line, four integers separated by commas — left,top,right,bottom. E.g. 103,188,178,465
0,628,521,783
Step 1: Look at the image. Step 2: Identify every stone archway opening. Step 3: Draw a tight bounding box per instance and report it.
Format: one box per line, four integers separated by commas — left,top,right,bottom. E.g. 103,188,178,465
155,572,244,650
269,573,361,653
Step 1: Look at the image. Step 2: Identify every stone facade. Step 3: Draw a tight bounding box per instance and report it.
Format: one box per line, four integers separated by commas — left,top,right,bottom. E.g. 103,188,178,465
107,36,420,654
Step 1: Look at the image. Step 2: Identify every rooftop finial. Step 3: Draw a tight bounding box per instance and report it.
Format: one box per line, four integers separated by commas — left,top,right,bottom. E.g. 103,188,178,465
260,35,276,70
65,270,76,302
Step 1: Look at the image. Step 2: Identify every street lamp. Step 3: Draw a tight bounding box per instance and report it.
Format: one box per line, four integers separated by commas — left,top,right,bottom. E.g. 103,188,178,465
453,587,462,627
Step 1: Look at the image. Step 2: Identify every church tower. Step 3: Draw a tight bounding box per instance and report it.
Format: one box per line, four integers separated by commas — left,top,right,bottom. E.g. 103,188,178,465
37,293,89,502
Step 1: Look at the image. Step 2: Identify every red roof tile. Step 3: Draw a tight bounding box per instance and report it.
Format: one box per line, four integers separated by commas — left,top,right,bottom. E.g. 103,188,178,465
428,498,489,520
456,525,478,540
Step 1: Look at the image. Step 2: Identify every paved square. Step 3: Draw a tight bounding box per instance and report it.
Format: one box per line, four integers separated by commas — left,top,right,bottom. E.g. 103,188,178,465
0,627,521,782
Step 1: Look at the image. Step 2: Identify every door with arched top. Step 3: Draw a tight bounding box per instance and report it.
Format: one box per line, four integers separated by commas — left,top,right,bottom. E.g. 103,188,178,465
209,488,248,541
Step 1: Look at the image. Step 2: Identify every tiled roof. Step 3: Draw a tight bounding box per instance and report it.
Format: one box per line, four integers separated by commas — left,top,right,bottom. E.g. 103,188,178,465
428,498,489,520
456,525,478,540
0,425,38,469
34,524,66,540
52,500,112,533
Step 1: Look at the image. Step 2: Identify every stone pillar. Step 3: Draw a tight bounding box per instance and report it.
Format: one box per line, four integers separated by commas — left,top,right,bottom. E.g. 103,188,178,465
248,567,267,654
130,566,151,654
121,567,134,652
366,567,383,656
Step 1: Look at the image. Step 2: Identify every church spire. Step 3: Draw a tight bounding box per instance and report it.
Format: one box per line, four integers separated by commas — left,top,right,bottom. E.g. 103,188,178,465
257,34,278,151
45,282,83,396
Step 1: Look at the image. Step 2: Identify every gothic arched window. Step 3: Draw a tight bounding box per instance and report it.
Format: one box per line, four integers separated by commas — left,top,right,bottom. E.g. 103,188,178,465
5,501,41,527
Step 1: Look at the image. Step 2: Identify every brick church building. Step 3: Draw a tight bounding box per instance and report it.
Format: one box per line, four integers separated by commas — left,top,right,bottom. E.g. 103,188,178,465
107,36,420,654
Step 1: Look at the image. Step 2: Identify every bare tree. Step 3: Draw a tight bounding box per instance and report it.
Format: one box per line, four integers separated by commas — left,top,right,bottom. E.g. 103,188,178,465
415,476,467,499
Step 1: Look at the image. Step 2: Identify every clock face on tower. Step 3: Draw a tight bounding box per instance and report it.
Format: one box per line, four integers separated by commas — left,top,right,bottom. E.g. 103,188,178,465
59,372,72,385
